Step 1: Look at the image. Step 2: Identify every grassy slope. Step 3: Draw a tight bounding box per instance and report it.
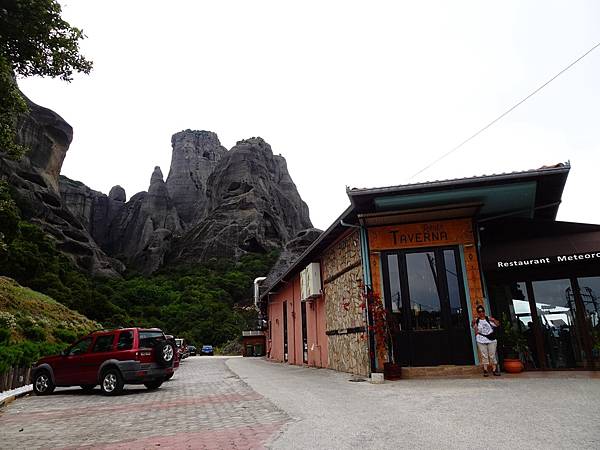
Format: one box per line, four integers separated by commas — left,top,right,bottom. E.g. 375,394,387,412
0,276,99,343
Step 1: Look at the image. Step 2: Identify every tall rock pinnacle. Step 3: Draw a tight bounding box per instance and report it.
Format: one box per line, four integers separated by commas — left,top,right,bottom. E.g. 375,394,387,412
166,130,227,225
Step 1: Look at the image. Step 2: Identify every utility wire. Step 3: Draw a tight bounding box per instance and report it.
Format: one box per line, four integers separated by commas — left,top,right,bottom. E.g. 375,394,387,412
409,40,600,181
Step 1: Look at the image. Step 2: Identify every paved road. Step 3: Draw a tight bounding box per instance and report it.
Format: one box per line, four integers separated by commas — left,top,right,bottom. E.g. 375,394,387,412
0,356,289,449
2,357,600,449
228,358,600,450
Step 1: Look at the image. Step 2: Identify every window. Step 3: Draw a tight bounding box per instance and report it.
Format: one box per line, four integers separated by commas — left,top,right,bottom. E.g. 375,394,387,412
117,331,134,350
69,337,92,356
387,255,402,314
406,251,442,330
443,249,465,328
139,330,164,348
92,335,115,353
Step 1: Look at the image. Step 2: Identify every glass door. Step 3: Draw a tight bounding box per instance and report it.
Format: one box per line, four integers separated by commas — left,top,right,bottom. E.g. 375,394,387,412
532,279,585,368
382,246,473,367
575,276,600,364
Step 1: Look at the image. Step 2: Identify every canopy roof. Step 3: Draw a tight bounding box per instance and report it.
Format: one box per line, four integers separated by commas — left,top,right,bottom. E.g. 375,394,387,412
261,163,574,299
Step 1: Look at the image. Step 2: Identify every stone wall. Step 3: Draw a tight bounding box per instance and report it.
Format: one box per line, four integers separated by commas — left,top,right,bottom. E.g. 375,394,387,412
322,230,369,376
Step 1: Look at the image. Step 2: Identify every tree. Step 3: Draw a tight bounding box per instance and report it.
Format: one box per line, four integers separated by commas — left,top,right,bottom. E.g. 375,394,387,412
0,0,92,159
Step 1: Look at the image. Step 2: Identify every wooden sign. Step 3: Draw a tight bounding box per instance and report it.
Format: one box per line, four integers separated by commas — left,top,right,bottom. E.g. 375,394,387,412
368,218,475,251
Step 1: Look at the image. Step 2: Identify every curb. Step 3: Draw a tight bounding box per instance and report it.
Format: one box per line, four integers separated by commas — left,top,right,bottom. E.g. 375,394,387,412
0,385,33,408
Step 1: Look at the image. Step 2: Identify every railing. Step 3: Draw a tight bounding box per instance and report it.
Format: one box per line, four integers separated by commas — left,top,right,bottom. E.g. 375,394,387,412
0,367,31,393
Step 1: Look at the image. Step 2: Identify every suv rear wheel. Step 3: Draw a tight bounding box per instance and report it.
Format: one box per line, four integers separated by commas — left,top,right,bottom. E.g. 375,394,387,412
100,368,124,396
33,370,55,396
144,380,163,390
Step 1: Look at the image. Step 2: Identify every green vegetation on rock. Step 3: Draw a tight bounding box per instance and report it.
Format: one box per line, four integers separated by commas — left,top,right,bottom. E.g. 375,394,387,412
0,276,100,373
1,184,276,365
1,0,92,159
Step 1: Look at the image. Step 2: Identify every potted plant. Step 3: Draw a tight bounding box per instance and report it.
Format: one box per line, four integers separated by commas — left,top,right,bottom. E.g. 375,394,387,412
500,313,526,373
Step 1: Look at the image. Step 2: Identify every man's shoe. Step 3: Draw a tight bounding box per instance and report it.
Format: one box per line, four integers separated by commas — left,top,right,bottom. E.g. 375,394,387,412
493,371,501,376
483,371,489,377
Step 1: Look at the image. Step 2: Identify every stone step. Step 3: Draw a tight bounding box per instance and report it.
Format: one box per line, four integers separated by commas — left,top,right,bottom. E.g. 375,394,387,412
398,365,482,379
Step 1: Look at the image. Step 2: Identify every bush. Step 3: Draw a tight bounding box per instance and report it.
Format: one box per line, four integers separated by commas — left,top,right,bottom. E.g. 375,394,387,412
0,341,65,374
23,325,46,342
0,327,10,344
217,339,243,356
53,327,77,344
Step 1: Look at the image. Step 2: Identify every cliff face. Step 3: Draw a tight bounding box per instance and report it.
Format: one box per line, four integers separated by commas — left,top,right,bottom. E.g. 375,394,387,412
60,167,184,274
0,96,124,277
3,94,317,275
169,137,313,263
166,130,227,225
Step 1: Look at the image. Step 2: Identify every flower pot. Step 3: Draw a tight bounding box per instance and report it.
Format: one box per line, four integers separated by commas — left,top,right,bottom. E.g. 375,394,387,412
503,358,524,373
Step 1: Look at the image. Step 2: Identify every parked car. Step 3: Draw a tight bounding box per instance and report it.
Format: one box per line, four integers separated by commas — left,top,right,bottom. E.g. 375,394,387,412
175,338,189,359
188,345,197,356
164,334,180,379
201,345,214,356
31,328,176,396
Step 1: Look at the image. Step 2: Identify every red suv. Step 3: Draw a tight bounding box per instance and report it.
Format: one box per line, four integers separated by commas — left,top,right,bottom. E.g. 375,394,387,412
31,328,176,396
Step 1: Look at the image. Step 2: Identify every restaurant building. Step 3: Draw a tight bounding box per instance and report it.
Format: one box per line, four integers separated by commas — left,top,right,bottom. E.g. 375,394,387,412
258,163,600,377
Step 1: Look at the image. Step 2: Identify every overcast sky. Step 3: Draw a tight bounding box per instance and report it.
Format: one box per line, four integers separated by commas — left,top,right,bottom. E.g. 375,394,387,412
19,1,600,230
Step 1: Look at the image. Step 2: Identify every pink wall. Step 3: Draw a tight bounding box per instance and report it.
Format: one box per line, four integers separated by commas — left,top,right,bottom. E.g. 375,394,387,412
266,272,328,369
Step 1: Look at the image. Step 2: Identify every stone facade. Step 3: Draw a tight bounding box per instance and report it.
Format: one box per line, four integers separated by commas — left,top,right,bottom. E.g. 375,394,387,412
322,230,369,376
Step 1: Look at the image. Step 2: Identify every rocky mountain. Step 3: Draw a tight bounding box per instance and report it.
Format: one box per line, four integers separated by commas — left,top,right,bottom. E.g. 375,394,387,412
166,130,227,225
2,96,319,276
168,137,314,263
0,95,123,277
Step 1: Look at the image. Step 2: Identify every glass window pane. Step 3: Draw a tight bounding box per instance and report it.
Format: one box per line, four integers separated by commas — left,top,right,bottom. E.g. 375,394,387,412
406,251,442,330
387,255,402,313
69,337,92,356
532,279,583,368
576,276,600,362
117,331,134,350
92,335,114,353
139,331,164,348
443,250,464,328
508,282,540,369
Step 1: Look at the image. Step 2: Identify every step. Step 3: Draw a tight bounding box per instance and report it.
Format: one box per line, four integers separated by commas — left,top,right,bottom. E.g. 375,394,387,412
397,365,482,379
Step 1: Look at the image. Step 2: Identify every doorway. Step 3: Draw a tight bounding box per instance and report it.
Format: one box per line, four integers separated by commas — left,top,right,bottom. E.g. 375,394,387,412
283,301,288,362
381,246,474,367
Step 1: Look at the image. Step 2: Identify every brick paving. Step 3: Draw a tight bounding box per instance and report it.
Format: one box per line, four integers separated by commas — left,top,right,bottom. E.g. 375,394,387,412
0,357,289,449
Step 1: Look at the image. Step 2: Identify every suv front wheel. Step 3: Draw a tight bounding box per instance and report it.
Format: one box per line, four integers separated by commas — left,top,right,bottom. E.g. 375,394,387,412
33,370,55,396
100,368,124,396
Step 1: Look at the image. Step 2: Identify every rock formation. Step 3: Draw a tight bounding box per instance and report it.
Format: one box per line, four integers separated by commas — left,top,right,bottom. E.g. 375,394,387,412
263,228,322,288
166,130,227,225
168,137,313,263
3,93,316,276
1,96,124,277
61,166,184,274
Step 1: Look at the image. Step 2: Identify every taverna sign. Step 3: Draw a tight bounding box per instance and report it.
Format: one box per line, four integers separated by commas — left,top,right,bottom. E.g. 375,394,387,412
497,251,600,268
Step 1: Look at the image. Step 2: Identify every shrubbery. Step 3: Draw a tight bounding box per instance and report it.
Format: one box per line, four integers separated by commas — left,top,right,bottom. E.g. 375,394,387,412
0,341,65,374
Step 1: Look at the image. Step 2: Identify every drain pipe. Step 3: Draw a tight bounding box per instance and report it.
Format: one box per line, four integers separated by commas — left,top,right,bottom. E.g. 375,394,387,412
254,277,267,312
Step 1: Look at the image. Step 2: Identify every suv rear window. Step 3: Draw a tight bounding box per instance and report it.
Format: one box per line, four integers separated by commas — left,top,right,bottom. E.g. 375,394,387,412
139,331,164,348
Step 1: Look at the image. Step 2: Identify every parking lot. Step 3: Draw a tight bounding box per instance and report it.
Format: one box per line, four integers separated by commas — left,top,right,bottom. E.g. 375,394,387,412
0,357,289,449
1,357,600,449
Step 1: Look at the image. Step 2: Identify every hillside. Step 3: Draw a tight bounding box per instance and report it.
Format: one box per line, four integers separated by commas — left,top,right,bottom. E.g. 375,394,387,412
0,276,99,344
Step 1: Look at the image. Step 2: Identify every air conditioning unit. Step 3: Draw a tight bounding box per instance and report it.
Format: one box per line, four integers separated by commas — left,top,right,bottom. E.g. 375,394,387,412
300,262,322,301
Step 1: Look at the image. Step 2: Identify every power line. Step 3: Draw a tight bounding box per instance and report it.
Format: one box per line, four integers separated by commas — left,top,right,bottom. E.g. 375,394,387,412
409,40,600,181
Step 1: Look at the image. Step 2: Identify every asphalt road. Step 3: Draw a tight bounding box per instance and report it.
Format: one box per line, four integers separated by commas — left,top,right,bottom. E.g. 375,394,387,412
228,358,600,450
1,356,599,449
